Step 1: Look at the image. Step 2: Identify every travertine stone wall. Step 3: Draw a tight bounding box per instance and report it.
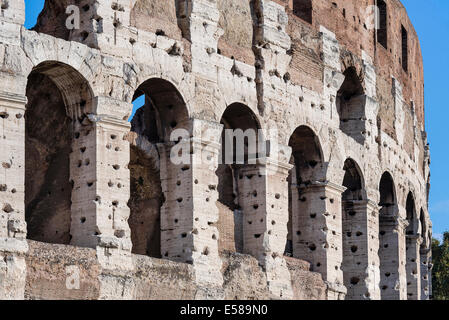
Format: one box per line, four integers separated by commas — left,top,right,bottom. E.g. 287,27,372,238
24,240,327,300
0,0,432,300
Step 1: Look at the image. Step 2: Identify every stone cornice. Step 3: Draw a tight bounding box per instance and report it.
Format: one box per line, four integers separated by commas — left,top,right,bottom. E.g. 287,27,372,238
0,92,27,110
300,181,347,194
87,114,131,130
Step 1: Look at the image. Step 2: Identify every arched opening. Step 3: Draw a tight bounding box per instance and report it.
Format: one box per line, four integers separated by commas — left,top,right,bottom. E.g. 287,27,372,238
216,103,261,254
379,172,396,216
376,0,388,49
337,67,366,144
405,191,420,299
25,61,93,245
286,126,324,259
292,0,313,24
341,158,367,299
405,192,417,236
378,172,401,299
128,78,189,258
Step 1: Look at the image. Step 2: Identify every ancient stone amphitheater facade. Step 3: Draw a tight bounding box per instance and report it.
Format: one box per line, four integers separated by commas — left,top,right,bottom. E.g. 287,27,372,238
0,0,432,300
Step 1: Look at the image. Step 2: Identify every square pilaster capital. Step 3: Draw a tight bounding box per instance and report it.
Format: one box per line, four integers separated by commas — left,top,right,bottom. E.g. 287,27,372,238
300,180,347,196
87,114,131,131
91,96,134,121
0,92,27,111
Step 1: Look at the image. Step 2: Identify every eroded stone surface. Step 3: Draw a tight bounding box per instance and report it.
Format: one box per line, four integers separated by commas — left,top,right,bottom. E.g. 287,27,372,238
0,0,432,300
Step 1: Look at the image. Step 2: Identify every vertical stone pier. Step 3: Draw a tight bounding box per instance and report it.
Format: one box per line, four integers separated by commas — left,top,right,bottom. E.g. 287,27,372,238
237,151,294,299
342,199,381,300
158,119,224,298
0,93,28,299
379,216,408,300
292,181,347,300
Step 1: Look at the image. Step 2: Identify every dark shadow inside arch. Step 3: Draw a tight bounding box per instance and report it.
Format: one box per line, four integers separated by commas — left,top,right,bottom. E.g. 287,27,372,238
337,67,366,145
128,78,189,258
131,78,189,143
379,172,397,216
25,61,93,245
406,192,417,236
342,159,365,201
285,126,324,257
216,103,261,254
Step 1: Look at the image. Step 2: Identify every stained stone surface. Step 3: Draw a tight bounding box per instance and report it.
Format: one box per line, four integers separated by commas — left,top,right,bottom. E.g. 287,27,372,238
0,0,432,300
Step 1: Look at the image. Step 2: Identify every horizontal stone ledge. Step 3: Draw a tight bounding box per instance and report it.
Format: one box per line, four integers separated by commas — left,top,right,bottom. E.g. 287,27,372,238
0,237,28,254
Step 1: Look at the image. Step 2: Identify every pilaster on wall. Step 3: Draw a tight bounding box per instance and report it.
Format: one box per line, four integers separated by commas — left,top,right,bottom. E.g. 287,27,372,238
237,146,294,299
342,199,381,300
405,235,421,300
392,77,405,146
420,248,432,300
292,181,347,300
321,26,344,128
379,215,408,300
0,0,25,45
178,0,221,47
0,92,28,299
252,0,291,116
177,0,223,79
67,0,135,58
157,119,224,298
67,97,135,300
70,98,134,273
362,51,380,147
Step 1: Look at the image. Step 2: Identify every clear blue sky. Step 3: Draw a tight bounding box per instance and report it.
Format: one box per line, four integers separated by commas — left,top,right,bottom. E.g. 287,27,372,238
401,0,449,240
24,1,449,238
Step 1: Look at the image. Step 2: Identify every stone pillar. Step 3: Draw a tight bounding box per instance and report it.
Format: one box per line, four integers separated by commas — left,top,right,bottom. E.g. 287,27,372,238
405,235,421,300
0,92,28,299
158,119,224,298
71,108,135,299
393,78,405,146
420,248,431,300
68,97,135,301
292,181,347,300
0,0,25,46
379,216,408,300
342,200,381,300
70,114,132,255
236,153,294,299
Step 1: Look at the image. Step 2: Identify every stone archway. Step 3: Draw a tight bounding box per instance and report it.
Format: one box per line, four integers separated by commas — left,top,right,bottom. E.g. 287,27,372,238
216,103,261,254
25,61,93,245
286,125,324,258
128,78,189,258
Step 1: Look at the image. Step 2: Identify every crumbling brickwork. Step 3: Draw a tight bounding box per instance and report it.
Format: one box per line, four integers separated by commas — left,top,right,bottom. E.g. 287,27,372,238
0,0,432,300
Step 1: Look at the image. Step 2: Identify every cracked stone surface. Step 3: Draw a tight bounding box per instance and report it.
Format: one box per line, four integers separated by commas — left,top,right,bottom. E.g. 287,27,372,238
0,0,432,300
